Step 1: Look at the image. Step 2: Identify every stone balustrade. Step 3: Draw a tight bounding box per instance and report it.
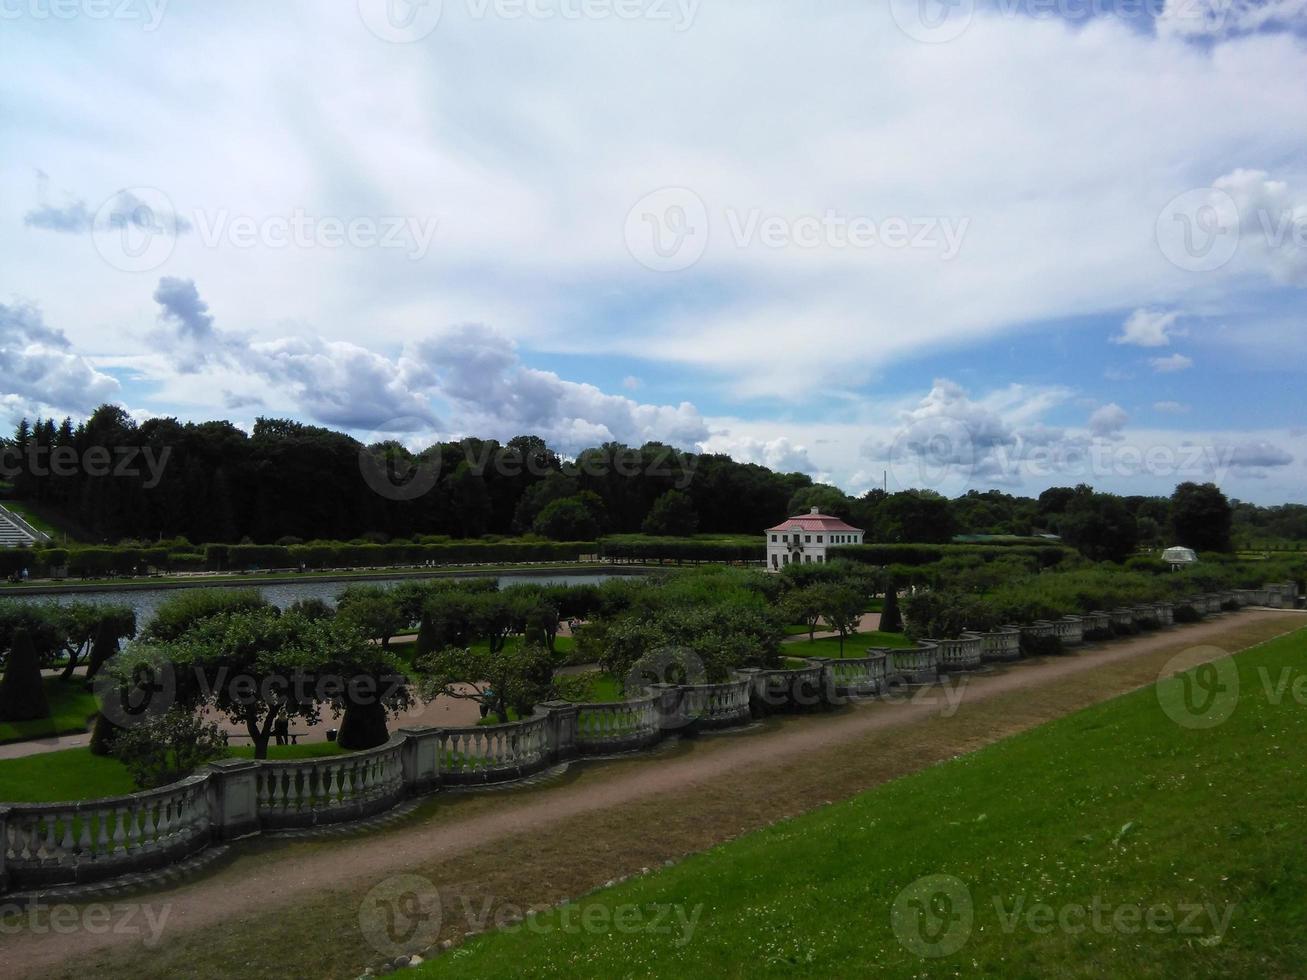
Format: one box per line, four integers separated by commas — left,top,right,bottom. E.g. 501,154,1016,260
1081,611,1111,636
817,652,890,699
680,677,753,730
1131,605,1159,628
3,579,1292,896
1109,608,1136,631
2,775,210,890
573,696,662,754
743,663,829,712
980,627,1022,662
1152,602,1174,626
934,633,983,671
1052,616,1085,645
256,738,406,829
892,641,940,684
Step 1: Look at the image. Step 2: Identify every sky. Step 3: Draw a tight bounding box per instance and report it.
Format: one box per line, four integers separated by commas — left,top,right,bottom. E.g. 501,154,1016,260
2,0,1305,504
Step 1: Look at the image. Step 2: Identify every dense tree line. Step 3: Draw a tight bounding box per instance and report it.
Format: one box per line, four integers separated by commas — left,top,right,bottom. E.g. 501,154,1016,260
3,406,810,544
2,407,1294,562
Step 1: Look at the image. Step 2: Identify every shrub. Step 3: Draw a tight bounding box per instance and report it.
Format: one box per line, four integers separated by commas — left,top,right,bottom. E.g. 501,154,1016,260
0,628,50,722
112,707,230,789
1174,604,1202,623
142,588,268,643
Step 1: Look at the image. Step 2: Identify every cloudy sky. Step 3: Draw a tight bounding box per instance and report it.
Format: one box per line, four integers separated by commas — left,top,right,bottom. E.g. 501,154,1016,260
2,0,1305,503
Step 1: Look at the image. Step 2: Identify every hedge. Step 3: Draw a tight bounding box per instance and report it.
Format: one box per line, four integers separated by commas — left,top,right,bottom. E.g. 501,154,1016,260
828,543,1073,569
599,537,763,564
5,539,598,578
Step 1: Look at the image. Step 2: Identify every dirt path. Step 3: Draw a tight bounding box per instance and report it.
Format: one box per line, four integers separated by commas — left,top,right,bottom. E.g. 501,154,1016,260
6,611,1304,979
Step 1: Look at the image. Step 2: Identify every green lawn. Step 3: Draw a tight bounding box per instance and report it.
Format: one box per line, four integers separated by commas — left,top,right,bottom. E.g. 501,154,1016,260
0,739,353,804
0,676,98,744
783,630,914,659
0,747,137,802
416,628,1307,978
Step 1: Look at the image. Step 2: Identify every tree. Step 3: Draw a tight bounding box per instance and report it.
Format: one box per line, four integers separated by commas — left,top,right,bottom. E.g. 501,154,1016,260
0,628,50,722
142,588,268,643
880,578,904,633
418,643,555,724
816,584,863,657
336,587,408,648
111,707,230,789
131,609,410,758
1058,491,1139,563
642,490,699,537
532,497,600,541
1172,482,1233,553
782,584,827,642
876,491,957,544
787,485,851,519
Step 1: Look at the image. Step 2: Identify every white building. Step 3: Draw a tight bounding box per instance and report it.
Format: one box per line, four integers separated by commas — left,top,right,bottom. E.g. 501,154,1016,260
765,507,865,571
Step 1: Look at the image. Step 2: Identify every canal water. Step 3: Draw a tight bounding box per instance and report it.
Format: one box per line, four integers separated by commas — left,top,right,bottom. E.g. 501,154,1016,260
6,571,626,627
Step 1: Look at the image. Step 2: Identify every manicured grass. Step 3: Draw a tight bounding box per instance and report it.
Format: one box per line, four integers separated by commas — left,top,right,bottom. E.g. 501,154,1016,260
0,747,136,803
0,739,354,803
0,676,98,744
783,630,914,659
416,629,1307,978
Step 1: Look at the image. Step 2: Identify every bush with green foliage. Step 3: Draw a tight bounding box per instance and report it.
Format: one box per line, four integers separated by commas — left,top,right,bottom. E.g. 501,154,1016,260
111,707,230,789
0,628,50,722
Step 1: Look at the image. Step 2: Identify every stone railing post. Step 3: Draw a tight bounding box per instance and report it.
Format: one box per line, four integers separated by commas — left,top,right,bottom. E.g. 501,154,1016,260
539,701,579,762
734,667,764,715
0,805,9,894
648,683,685,735
205,759,262,842
398,726,443,795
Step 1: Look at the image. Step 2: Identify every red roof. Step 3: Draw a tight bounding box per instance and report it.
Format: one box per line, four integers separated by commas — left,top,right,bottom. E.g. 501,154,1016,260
766,511,863,534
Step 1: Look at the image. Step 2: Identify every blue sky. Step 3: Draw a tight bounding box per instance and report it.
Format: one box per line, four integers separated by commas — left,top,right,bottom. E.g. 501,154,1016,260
1,0,1305,504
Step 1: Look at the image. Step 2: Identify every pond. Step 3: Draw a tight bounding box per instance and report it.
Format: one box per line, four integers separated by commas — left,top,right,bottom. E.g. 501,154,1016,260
5,571,632,626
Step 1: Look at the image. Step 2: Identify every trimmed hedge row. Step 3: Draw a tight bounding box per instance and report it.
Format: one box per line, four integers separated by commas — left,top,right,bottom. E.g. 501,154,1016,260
5,540,597,578
598,537,763,563
828,542,1073,569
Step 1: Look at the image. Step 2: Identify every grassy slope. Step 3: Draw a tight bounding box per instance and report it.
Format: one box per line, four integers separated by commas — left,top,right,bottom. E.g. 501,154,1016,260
416,627,1307,979
0,676,98,744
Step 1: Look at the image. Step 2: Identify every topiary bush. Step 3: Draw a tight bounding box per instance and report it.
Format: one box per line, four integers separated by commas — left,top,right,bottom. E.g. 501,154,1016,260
0,628,51,722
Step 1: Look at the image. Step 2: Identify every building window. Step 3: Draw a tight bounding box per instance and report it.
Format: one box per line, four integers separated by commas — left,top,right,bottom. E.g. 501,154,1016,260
805,535,811,543
804,554,811,563
771,534,777,543
771,553,778,569
817,535,823,543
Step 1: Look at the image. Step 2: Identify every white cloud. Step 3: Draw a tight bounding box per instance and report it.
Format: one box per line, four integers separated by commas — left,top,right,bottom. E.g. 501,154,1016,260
6,7,1307,400
1150,353,1195,373
1157,0,1307,38
1154,400,1191,413
0,301,120,424
1089,402,1130,440
1113,308,1184,347
1211,168,1307,286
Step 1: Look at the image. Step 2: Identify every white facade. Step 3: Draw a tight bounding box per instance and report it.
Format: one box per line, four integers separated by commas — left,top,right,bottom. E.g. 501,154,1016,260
765,507,865,572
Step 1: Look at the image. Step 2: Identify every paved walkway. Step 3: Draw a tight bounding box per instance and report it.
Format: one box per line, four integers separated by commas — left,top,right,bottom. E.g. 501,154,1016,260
8,610,1302,979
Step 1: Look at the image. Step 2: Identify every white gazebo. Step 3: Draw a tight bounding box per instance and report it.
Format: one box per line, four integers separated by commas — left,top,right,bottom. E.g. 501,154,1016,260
765,507,864,572
1161,546,1199,569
